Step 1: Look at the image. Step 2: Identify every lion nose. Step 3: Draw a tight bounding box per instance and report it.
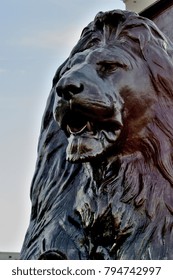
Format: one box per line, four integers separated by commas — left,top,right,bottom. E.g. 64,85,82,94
56,78,84,100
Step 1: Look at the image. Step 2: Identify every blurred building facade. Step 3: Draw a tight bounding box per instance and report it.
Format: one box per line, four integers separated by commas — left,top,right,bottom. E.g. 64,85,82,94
0,252,20,260
123,0,157,12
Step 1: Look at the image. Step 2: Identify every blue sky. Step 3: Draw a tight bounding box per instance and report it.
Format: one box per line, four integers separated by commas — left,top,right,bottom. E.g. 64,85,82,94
0,0,125,252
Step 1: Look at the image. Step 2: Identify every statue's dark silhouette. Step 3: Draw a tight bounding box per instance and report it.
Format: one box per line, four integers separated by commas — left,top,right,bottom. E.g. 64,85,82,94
21,9,173,260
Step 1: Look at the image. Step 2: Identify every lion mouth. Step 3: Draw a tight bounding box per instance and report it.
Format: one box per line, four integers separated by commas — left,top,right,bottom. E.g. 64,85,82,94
65,113,94,136
64,111,122,137
56,108,123,162
67,121,93,135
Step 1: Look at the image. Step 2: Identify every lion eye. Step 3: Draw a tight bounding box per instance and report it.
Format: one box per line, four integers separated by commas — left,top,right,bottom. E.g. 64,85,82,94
88,38,100,48
98,62,122,74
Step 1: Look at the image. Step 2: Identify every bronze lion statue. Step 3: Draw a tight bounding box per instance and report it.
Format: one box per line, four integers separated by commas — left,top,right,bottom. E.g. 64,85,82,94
21,10,173,260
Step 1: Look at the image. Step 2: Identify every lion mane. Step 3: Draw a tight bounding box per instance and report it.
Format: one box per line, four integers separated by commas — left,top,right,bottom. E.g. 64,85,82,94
21,10,173,260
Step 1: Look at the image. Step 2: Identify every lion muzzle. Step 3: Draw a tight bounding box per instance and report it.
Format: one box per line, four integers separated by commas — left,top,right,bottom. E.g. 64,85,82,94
54,62,123,162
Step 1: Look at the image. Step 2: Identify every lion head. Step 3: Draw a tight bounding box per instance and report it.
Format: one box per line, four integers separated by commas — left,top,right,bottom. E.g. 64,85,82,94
21,10,173,260
53,10,173,166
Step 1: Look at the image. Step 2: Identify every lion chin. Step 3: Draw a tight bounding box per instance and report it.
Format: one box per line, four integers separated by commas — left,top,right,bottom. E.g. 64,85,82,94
66,127,121,162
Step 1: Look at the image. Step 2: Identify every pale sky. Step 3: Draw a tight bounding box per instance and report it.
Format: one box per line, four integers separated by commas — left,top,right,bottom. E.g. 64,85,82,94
0,0,125,252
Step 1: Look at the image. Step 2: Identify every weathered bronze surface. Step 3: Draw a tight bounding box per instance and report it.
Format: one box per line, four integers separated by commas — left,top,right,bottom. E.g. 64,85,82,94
21,9,173,259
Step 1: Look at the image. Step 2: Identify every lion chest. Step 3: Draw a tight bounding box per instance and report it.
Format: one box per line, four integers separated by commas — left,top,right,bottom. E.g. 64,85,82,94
73,171,135,259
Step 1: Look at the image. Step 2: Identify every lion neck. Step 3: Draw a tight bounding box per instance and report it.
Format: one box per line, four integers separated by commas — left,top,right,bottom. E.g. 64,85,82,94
83,152,123,184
